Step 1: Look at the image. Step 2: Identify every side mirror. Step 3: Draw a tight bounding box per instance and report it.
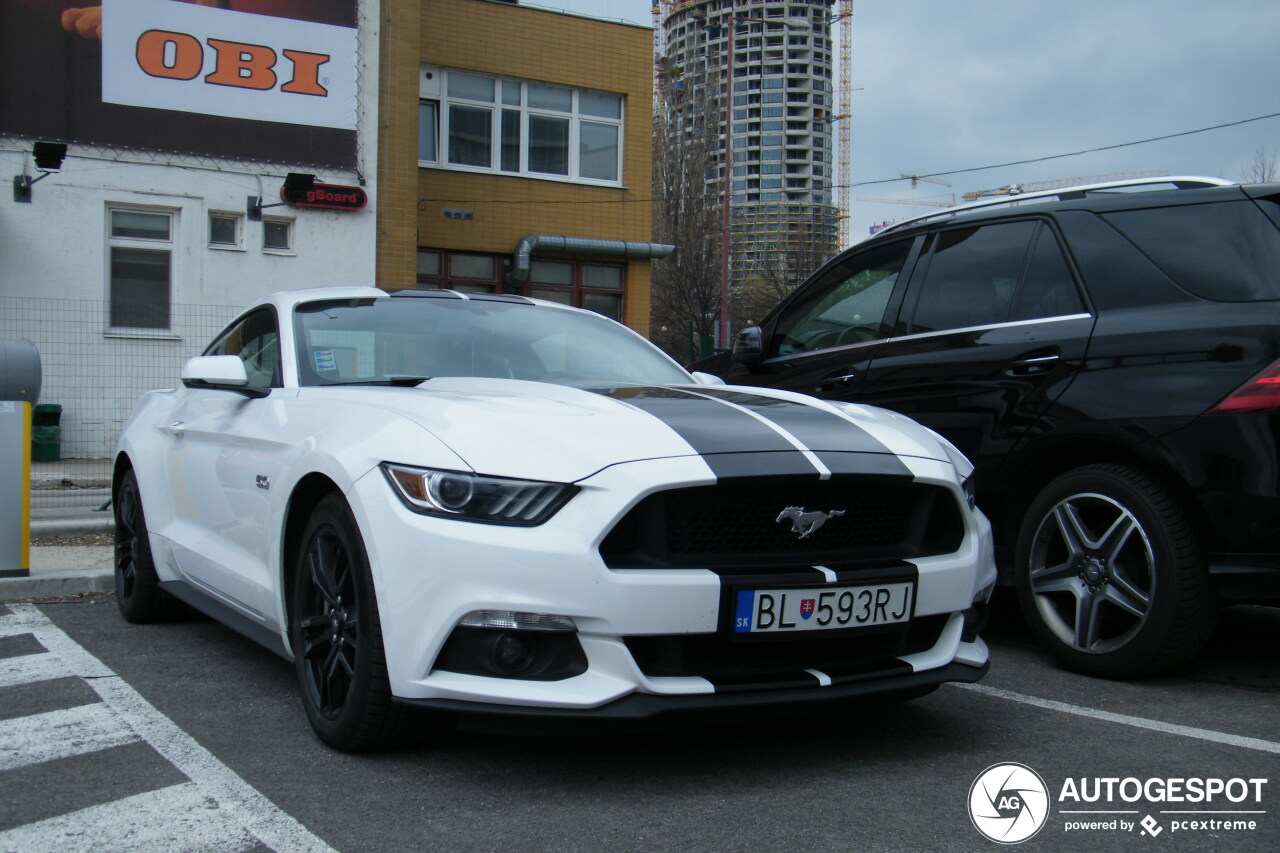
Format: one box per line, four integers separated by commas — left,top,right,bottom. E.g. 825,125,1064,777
181,355,268,398
732,326,764,367
690,371,726,386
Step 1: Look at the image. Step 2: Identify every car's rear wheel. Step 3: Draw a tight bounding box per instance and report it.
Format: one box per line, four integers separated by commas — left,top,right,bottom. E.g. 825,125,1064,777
291,493,437,752
113,469,171,623
1015,464,1217,678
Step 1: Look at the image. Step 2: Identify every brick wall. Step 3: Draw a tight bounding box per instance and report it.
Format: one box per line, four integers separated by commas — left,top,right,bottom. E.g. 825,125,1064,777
380,0,657,334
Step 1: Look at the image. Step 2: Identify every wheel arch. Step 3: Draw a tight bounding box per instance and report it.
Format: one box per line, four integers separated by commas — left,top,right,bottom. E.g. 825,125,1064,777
991,435,1207,582
281,472,345,628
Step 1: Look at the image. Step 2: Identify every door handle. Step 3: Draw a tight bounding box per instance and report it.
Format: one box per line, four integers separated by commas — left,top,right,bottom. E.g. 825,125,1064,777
167,420,185,436
1007,354,1060,375
816,373,857,394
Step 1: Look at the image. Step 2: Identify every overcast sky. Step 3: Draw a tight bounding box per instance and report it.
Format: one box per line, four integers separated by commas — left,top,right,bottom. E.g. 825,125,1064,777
526,0,1280,241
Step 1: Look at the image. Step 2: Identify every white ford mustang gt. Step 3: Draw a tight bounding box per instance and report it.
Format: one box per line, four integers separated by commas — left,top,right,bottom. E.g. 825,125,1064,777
113,286,995,751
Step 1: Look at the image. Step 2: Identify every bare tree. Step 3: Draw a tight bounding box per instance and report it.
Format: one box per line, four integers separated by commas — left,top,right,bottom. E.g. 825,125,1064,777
1241,146,1279,183
650,61,726,362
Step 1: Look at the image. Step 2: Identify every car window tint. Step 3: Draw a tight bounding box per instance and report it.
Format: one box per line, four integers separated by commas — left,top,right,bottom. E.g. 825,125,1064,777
909,221,1037,333
1010,226,1085,321
1102,200,1280,301
769,239,913,357
207,310,280,387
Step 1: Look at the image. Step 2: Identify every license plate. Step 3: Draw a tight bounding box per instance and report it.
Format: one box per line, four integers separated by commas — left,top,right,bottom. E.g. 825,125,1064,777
732,582,914,634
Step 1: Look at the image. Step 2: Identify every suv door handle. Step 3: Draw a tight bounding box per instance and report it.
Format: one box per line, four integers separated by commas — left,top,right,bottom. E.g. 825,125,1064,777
816,372,858,394
1007,354,1060,376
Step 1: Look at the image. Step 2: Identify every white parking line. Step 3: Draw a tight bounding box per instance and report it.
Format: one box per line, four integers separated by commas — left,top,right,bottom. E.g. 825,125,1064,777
1,603,337,853
0,783,260,853
0,651,71,689
0,703,139,772
953,682,1280,755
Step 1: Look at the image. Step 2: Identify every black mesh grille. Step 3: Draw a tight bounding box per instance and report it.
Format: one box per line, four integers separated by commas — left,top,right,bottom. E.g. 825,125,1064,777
601,476,963,569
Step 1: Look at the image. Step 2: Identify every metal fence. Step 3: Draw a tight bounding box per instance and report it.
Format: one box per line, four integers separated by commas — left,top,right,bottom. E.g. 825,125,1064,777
3,297,239,508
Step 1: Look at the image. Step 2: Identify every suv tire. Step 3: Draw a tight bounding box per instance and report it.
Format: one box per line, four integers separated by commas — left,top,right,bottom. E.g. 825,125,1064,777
1014,464,1217,678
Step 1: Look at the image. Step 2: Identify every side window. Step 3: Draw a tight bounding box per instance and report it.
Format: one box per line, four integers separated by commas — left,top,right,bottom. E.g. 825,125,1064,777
769,239,913,357
207,310,281,388
908,221,1037,333
1010,226,1086,321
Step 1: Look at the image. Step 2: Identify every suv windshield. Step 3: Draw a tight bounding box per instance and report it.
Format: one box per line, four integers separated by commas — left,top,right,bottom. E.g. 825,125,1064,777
293,296,692,387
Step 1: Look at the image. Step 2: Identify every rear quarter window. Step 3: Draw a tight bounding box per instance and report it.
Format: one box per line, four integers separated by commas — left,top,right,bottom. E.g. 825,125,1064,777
1101,200,1280,301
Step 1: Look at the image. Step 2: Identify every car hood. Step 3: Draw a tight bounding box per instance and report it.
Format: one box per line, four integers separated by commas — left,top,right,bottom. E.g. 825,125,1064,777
299,378,954,483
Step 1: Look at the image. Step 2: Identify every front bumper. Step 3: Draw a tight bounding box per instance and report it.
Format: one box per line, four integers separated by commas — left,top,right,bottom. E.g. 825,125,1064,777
347,454,995,712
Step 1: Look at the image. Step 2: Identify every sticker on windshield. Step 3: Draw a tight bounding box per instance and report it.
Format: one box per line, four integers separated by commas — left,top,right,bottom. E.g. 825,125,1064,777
314,350,337,372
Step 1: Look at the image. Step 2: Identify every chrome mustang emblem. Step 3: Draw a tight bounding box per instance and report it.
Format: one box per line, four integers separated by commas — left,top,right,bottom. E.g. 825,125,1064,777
776,506,846,539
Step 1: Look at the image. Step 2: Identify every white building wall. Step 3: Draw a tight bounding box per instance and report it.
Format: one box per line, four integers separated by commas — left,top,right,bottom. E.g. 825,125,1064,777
0,2,380,459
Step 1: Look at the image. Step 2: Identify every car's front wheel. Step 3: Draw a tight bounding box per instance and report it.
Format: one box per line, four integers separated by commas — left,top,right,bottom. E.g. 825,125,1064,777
1014,464,1217,679
113,469,171,623
290,493,436,751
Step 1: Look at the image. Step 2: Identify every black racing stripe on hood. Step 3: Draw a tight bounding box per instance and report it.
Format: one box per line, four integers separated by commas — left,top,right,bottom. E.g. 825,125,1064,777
814,451,916,478
594,385,803,458
690,387,898,456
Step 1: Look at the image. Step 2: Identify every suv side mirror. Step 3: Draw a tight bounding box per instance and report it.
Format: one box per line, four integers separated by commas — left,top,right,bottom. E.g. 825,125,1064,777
732,326,764,367
181,355,269,398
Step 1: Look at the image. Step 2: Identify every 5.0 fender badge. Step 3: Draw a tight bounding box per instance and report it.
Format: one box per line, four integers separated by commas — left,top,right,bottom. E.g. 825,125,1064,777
255,475,270,490
776,506,846,539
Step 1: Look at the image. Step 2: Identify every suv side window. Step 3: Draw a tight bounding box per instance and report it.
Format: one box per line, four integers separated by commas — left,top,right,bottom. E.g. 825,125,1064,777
769,239,913,357
1010,225,1086,321
908,221,1037,333
1103,200,1280,302
206,309,281,388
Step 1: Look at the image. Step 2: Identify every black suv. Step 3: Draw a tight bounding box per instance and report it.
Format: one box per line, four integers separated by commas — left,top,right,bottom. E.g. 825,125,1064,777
698,178,1280,678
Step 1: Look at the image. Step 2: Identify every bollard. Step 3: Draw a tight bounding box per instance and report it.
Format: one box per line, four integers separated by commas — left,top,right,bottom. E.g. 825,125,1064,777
1,339,41,578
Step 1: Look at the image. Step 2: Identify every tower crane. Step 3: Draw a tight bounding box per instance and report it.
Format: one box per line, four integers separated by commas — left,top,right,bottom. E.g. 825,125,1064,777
835,0,855,246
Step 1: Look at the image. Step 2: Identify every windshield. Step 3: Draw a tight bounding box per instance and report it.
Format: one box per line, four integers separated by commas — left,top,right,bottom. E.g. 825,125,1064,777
293,296,693,387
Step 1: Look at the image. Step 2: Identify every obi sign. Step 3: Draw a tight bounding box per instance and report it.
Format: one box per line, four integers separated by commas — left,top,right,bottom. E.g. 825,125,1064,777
102,0,357,130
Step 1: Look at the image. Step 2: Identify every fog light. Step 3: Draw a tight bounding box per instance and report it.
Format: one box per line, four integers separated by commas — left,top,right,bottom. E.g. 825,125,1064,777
491,632,534,674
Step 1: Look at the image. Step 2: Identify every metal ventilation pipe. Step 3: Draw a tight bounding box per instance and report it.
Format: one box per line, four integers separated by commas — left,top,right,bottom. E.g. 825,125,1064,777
509,235,674,282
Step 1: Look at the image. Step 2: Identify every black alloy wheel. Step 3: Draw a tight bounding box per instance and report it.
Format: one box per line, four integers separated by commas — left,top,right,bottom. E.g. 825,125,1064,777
113,468,170,622
1014,464,1218,678
291,493,441,751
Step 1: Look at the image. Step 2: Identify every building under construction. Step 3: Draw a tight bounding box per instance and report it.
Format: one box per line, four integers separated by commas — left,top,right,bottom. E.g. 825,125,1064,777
656,0,845,326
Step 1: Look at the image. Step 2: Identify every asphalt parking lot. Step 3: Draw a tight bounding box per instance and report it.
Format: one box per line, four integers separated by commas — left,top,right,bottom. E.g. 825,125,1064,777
0,593,1275,852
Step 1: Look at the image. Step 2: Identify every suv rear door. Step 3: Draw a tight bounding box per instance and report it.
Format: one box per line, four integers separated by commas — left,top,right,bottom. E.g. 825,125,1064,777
856,218,1095,492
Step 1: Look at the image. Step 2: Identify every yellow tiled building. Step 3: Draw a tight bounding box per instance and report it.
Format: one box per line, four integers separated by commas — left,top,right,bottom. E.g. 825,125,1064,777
378,0,663,334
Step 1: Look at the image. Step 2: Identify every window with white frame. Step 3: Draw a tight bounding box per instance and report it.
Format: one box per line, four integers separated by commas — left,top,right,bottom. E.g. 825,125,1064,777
419,68,624,186
108,207,174,331
209,211,242,249
263,217,293,253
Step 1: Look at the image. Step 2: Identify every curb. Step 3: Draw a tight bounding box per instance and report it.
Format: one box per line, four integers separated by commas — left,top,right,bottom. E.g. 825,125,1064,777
30,518,115,538
0,568,114,602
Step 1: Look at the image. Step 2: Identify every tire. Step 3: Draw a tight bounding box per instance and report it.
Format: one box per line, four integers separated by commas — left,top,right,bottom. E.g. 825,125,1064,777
1014,464,1218,678
113,469,171,623
290,493,440,752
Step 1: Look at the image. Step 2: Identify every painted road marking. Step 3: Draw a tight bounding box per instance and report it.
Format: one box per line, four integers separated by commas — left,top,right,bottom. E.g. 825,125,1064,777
954,682,1280,755
0,603,337,853
0,650,71,689
0,782,259,853
0,703,139,772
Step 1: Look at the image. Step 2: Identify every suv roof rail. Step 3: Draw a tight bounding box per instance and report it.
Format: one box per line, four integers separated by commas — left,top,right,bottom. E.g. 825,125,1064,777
882,176,1235,234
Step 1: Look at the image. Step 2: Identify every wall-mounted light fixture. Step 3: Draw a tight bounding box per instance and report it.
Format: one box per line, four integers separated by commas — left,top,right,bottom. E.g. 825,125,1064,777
248,173,315,220
12,141,68,203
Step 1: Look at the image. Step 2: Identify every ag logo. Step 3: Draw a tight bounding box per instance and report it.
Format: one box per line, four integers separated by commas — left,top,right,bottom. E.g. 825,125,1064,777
968,763,1049,844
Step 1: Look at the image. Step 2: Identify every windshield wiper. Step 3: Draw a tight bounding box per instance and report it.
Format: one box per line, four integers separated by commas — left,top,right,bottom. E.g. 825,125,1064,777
317,377,432,387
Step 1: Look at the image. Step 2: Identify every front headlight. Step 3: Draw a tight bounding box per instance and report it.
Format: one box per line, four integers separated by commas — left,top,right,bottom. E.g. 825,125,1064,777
381,463,578,525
